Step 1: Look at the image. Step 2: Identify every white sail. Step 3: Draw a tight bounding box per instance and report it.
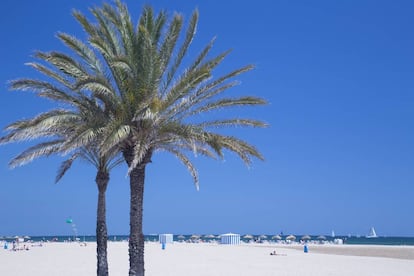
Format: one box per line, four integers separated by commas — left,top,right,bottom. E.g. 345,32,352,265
366,227,377,238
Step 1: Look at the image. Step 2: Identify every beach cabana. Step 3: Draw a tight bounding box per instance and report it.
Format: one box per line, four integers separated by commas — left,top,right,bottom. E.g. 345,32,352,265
220,233,240,245
159,234,173,244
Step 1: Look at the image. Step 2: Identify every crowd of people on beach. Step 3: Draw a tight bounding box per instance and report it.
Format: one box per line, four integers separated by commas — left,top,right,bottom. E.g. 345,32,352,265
2,240,32,251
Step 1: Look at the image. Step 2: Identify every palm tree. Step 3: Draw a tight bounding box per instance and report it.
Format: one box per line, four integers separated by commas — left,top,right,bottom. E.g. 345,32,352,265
55,146,122,276
2,1,267,275
72,2,268,275
0,30,121,275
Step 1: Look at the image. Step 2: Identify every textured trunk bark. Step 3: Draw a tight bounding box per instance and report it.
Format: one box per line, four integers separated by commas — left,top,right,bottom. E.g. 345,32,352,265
123,147,152,276
96,170,109,276
128,164,146,276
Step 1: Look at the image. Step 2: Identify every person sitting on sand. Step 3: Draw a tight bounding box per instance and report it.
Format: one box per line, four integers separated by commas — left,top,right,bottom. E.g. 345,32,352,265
270,250,286,256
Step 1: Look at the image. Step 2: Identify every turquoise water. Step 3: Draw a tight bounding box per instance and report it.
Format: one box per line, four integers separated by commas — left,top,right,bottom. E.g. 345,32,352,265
3,235,414,246
341,236,414,246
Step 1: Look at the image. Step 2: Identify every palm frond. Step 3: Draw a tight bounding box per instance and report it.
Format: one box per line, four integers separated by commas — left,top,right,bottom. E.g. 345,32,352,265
90,7,122,56
9,140,65,168
35,51,90,80
72,9,98,38
163,147,199,190
110,56,134,77
161,49,233,110
161,9,198,94
10,79,80,105
189,96,267,116
107,155,124,171
55,152,81,183
25,61,72,88
158,13,182,77
100,123,131,155
114,0,135,56
75,76,118,106
191,65,254,103
215,134,265,165
198,119,268,129
57,32,103,74
59,127,100,155
127,139,150,174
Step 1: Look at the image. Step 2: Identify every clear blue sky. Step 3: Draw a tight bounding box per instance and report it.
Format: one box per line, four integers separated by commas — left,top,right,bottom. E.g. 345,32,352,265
1,0,413,237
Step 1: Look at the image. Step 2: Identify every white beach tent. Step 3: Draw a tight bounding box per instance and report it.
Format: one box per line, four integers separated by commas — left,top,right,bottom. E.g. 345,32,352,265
220,233,240,245
159,234,173,244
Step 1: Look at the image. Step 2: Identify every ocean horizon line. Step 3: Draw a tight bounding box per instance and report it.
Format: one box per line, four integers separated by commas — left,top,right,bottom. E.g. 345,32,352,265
3,234,414,246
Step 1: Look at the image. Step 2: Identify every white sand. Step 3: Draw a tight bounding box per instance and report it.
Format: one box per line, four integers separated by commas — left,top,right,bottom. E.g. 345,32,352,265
0,242,413,275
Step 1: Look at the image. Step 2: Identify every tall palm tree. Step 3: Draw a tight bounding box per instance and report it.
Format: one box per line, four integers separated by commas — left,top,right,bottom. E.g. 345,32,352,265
0,30,121,275
73,1,268,275
2,1,267,275
55,146,122,276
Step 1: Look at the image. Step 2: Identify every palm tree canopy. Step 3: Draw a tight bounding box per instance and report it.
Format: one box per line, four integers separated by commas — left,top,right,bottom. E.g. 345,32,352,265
1,0,267,191
73,0,268,190
0,28,122,179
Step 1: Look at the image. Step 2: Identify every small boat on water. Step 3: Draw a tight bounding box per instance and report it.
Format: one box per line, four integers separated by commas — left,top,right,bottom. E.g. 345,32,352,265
366,227,378,238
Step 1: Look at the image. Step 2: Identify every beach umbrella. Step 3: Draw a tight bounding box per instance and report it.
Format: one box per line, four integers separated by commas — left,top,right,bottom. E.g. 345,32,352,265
286,235,296,241
243,234,254,239
191,234,200,239
65,217,78,241
301,235,311,240
317,235,327,240
177,235,185,239
259,235,268,239
272,235,282,240
205,234,216,239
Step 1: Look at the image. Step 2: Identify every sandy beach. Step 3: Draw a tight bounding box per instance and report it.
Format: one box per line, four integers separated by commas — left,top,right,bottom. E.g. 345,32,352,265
0,242,413,275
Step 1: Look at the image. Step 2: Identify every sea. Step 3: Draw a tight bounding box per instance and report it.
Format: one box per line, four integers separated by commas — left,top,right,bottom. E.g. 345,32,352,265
2,235,414,246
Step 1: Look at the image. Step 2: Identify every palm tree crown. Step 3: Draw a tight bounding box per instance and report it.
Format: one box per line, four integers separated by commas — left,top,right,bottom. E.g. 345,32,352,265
72,1,267,187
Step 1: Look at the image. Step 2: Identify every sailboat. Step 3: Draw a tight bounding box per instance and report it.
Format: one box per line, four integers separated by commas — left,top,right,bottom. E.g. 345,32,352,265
366,227,378,238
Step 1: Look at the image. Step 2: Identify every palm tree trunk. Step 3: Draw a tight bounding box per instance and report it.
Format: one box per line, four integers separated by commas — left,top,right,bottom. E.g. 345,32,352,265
96,170,109,276
123,147,152,276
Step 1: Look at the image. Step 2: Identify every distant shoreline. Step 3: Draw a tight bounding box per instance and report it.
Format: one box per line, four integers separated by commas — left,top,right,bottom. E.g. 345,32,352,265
2,234,414,246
